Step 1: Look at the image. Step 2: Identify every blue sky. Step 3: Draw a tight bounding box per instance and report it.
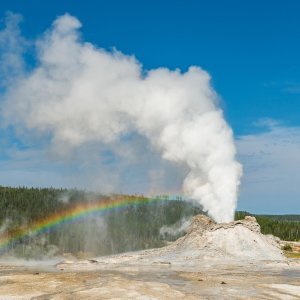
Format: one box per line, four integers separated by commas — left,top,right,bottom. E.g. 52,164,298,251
0,0,299,214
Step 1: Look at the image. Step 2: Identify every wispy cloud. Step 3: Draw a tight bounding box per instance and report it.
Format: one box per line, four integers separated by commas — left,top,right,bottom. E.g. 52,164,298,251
282,82,300,94
263,80,300,94
0,12,26,88
236,119,300,214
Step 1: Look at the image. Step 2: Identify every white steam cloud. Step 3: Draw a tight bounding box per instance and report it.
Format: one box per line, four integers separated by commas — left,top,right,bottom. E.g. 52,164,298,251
0,13,242,222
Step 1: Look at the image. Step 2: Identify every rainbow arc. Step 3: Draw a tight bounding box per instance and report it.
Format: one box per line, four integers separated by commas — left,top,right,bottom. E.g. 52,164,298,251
0,196,164,254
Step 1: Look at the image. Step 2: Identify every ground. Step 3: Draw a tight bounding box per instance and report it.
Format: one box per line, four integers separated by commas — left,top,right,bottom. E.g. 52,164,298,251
0,216,299,299
0,259,299,299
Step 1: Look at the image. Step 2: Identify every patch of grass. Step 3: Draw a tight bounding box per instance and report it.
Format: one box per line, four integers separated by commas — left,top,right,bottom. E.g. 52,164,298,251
282,243,292,251
284,251,300,259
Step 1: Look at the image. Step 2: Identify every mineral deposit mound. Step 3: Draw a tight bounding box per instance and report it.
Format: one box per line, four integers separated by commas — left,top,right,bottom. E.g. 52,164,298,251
60,215,286,271
162,215,286,262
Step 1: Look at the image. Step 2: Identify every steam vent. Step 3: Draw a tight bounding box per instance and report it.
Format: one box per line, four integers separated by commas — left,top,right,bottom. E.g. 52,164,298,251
58,215,285,271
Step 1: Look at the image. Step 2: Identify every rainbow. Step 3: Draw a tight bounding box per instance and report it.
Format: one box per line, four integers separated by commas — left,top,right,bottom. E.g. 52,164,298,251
0,195,166,255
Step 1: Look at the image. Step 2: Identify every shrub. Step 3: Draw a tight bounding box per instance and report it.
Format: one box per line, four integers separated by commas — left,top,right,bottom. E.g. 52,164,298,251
282,243,292,251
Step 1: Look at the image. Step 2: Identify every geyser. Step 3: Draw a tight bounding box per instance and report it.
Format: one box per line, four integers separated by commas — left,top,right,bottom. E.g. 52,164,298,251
0,13,242,222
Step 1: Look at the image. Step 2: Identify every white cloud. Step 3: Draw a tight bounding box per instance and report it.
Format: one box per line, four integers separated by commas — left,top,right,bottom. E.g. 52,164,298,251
0,12,26,88
237,122,300,214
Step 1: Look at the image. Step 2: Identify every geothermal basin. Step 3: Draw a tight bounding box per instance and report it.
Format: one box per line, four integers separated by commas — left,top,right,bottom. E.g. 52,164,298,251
0,215,299,299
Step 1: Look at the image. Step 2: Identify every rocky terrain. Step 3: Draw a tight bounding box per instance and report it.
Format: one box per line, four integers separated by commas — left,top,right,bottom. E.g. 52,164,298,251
0,215,299,299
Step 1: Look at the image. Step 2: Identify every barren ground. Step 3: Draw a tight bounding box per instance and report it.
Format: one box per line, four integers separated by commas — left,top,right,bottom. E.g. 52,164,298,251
0,260,299,299
0,216,299,299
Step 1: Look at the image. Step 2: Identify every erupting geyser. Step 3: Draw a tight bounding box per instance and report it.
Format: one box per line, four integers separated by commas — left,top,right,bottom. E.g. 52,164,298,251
0,13,242,223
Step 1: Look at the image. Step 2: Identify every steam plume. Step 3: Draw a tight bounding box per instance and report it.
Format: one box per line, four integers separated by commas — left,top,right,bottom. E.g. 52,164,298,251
0,13,242,222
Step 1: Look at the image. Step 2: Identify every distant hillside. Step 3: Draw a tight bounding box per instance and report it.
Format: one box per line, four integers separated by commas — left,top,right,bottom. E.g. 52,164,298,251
259,214,300,222
236,211,300,222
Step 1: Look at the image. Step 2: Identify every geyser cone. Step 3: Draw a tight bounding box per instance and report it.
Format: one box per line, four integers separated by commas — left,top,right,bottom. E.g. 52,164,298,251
165,215,285,261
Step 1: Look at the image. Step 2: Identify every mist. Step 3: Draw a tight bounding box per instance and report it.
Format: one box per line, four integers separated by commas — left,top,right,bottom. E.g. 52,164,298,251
0,13,242,222
159,217,191,239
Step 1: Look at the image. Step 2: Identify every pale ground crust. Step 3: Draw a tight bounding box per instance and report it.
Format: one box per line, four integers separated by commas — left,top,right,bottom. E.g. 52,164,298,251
0,260,299,299
0,216,299,299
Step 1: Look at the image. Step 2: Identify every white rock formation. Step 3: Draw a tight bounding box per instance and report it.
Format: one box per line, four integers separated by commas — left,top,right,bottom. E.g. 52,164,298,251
172,215,285,261
57,215,286,272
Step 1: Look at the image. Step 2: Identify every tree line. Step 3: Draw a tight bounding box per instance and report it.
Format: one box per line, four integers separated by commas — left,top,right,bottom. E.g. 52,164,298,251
235,211,300,241
0,186,201,258
0,186,299,258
